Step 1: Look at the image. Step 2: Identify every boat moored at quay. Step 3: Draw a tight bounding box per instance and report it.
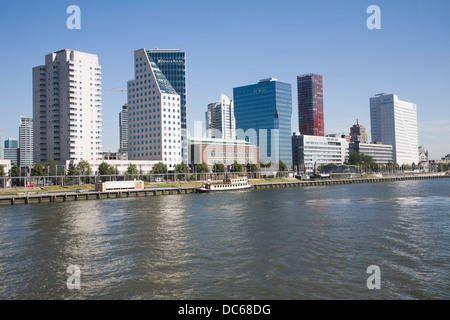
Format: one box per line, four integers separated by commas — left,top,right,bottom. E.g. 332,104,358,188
197,177,253,193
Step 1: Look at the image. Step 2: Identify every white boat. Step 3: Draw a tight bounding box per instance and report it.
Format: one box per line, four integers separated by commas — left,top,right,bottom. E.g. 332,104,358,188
197,177,253,193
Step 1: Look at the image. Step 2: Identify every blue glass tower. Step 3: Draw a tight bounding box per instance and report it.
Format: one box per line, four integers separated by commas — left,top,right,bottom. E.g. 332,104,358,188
146,49,187,163
233,78,292,169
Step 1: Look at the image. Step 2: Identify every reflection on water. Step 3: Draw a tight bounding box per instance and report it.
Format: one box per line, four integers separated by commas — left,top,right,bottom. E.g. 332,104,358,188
0,179,448,299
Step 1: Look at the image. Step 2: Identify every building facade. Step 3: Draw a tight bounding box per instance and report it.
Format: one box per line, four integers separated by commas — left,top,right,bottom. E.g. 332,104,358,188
297,74,324,137
292,133,349,173
119,104,129,154
205,94,236,140
102,152,128,161
349,142,393,165
233,78,292,169
188,138,259,171
326,133,351,143
33,49,102,165
146,49,187,163
4,138,20,165
370,93,419,165
127,48,182,170
350,119,368,143
20,117,33,167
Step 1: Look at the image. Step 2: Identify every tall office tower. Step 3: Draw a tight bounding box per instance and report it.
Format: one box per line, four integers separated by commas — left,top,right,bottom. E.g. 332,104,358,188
233,78,292,169
4,138,20,165
205,94,236,140
146,49,187,163
119,104,129,154
297,74,324,136
350,119,368,143
19,116,33,167
127,48,181,169
370,93,419,165
33,49,102,166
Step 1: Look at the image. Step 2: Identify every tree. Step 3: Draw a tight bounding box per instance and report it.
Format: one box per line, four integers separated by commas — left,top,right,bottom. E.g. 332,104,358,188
230,161,243,173
98,162,115,175
246,163,258,173
349,151,375,166
153,162,167,174
196,162,209,173
10,164,20,177
175,162,189,174
0,165,5,177
278,160,287,172
127,164,139,175
77,160,92,176
31,163,45,176
67,164,80,176
261,161,272,168
213,163,226,173
45,158,57,176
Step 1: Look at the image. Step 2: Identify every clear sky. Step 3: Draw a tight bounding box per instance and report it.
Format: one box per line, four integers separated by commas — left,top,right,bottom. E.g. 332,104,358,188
0,0,449,159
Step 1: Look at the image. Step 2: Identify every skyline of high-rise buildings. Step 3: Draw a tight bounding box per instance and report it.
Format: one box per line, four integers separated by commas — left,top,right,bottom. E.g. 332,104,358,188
32,49,103,166
297,74,324,137
370,93,419,165
0,46,428,171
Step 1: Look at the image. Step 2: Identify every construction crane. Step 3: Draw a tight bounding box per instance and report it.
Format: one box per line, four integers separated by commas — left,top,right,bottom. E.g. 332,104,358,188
104,88,127,92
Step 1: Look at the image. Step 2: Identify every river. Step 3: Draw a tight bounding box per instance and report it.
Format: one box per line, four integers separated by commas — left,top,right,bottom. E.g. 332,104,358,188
0,179,448,299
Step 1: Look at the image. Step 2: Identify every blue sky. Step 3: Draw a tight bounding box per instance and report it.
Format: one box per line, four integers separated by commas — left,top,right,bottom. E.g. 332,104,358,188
0,0,449,159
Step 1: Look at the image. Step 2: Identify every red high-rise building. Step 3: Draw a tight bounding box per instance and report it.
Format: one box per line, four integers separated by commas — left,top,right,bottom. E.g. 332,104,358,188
297,74,324,136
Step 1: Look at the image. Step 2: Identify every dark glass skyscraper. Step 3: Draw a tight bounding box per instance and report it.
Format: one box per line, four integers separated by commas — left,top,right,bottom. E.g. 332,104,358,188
233,78,292,169
297,74,324,136
147,49,187,163
4,138,20,165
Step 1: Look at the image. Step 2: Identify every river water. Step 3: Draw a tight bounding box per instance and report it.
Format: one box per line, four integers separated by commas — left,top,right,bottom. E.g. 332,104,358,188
0,179,448,299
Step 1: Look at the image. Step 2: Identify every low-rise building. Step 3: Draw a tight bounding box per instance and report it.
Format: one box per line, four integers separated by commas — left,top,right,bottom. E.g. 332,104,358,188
292,133,349,173
350,142,393,165
0,160,11,175
418,146,428,163
189,138,260,171
0,160,11,188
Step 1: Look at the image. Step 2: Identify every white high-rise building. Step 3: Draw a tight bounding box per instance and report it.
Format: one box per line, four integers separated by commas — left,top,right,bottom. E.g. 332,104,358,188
33,49,102,165
20,117,33,167
127,48,182,169
205,94,236,140
370,94,419,165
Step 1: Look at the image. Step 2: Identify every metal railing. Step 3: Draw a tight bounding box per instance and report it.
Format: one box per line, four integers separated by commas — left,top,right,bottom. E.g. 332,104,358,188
0,171,300,189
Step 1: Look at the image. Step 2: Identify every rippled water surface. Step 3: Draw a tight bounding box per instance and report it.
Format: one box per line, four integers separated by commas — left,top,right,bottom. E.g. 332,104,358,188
0,179,449,299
